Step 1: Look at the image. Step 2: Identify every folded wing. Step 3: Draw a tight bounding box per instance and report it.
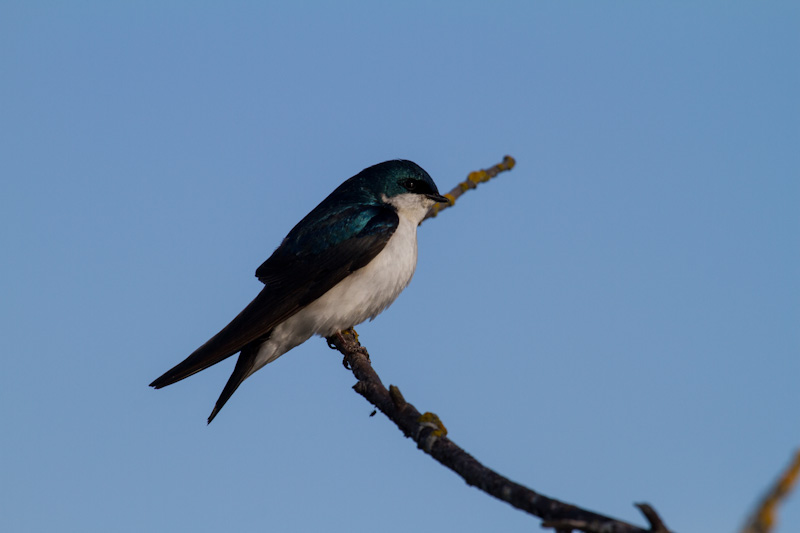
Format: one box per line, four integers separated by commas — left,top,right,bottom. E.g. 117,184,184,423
149,205,398,389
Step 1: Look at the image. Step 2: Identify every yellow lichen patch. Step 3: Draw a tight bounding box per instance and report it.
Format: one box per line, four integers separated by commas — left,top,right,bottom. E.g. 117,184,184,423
418,412,448,437
468,170,489,185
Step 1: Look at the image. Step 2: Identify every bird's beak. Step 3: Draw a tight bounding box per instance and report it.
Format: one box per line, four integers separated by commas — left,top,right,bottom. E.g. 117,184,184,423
427,193,449,204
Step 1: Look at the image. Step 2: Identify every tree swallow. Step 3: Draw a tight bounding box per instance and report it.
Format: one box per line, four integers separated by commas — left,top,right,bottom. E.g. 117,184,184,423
150,160,447,423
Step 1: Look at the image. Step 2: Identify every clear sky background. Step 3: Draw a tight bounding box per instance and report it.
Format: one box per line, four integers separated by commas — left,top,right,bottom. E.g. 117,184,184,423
2,2,798,532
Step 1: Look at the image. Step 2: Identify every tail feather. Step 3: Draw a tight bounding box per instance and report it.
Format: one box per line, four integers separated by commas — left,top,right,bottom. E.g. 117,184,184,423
206,343,259,424
150,286,289,389
149,337,236,389
149,323,275,390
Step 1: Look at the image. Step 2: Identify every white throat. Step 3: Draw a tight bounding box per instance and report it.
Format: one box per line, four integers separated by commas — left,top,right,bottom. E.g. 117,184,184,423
382,192,438,226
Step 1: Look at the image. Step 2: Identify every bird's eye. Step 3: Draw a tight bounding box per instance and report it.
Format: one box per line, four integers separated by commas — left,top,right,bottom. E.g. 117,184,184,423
402,179,417,191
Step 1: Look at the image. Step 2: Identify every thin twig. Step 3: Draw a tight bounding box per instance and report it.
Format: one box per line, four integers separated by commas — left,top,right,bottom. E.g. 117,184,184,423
424,155,516,221
741,450,800,533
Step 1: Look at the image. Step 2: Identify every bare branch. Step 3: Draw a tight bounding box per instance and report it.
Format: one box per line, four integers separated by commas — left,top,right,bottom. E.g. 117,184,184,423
327,329,671,533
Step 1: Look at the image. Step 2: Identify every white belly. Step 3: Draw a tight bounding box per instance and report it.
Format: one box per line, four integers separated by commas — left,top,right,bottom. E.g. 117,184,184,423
252,214,420,370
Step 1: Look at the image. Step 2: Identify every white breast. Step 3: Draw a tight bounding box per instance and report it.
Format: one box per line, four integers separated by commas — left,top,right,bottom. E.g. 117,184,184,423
305,212,419,334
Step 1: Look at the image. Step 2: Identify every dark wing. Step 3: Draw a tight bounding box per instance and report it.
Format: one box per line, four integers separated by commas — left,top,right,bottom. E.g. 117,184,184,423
149,206,398,389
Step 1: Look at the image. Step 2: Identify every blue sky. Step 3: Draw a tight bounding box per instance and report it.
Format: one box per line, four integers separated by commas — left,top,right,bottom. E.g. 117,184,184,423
2,2,798,532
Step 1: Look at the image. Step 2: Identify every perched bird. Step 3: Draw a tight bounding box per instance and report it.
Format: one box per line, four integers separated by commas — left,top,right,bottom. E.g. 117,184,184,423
150,160,447,423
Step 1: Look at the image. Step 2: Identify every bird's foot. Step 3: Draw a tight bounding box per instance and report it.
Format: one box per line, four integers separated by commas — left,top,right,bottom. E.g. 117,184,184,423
337,330,351,369
346,327,359,342
325,328,367,369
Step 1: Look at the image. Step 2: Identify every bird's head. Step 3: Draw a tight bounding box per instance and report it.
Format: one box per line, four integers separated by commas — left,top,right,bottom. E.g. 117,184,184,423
358,160,447,221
